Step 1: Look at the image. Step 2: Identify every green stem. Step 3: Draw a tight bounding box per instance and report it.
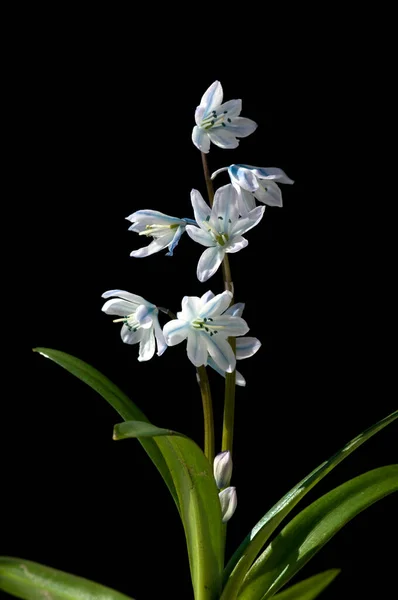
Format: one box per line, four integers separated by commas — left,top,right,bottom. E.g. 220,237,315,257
197,366,215,464
222,339,236,454
201,152,215,206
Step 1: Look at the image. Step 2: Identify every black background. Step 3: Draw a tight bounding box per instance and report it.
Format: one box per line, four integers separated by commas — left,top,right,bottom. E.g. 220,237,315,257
2,10,397,600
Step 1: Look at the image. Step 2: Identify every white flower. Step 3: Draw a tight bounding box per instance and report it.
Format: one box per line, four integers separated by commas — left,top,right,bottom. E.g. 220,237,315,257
192,81,257,153
206,303,261,386
185,185,265,282
212,164,294,215
163,290,249,373
102,290,166,362
219,487,237,523
214,451,233,489
126,210,196,257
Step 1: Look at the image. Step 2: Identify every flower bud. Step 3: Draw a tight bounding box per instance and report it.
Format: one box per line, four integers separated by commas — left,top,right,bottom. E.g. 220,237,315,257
219,487,237,523
213,451,233,489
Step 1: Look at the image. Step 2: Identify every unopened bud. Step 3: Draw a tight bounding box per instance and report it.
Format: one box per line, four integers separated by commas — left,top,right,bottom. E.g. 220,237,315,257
219,486,237,523
213,451,233,489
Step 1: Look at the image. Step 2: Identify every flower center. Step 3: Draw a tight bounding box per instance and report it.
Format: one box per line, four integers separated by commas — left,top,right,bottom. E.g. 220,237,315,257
202,216,230,246
192,317,219,337
139,223,179,238
200,110,232,130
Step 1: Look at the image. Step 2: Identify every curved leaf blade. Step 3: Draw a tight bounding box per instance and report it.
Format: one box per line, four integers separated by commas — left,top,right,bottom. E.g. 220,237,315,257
272,569,340,600
33,348,179,510
114,420,224,600
238,466,398,600
113,421,184,440
221,410,398,600
0,557,133,600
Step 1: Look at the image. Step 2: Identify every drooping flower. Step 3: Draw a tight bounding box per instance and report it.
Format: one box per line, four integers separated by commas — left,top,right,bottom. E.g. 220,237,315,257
219,487,237,523
212,164,294,215
214,451,233,489
192,81,257,153
102,290,166,361
126,210,196,257
163,290,249,373
185,185,265,282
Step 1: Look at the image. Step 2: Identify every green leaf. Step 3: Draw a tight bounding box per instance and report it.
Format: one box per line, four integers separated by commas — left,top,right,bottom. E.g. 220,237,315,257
113,421,184,440
238,466,398,600
114,420,224,600
221,410,398,600
272,570,340,600
33,348,179,511
0,557,134,600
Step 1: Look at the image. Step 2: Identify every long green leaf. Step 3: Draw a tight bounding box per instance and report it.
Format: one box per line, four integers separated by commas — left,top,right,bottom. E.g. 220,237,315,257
114,421,184,440
114,420,224,600
221,410,398,600
272,570,340,600
33,348,179,510
0,557,133,600
238,466,398,600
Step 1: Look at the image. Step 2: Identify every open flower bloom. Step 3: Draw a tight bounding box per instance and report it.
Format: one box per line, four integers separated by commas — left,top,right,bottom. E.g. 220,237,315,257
163,290,249,372
207,303,261,386
186,185,265,282
212,164,294,215
192,81,257,153
102,290,166,361
127,210,196,257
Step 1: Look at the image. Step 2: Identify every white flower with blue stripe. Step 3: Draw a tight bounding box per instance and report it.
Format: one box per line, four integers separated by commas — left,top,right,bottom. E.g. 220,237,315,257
212,164,294,215
185,184,265,282
163,290,249,373
127,210,196,257
102,290,166,362
206,302,261,386
192,81,257,153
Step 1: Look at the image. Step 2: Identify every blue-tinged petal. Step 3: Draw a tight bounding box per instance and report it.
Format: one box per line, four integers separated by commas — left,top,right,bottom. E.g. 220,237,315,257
211,184,239,232
153,316,167,356
225,235,248,253
228,117,258,138
216,99,242,118
208,129,240,149
101,290,149,305
195,105,205,126
138,327,156,362
186,225,215,247
102,298,137,316
253,180,283,207
190,189,211,230
209,315,249,337
166,225,185,256
207,356,246,387
224,302,245,317
230,166,259,192
230,205,265,237
130,234,173,258
187,330,208,367
179,295,202,321
197,246,224,282
163,320,190,346
236,188,256,216
135,304,155,329
236,336,261,360
248,166,294,184
204,334,236,373
126,210,185,225
201,291,215,305
200,290,233,319
192,125,211,153
121,324,143,345
200,80,223,114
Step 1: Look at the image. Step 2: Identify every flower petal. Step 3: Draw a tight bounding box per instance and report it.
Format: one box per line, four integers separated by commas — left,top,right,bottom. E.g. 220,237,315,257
226,235,248,253
236,337,261,360
211,184,239,232
200,80,223,113
186,225,214,247
138,328,156,362
216,99,242,118
101,290,149,305
199,290,233,319
230,206,265,237
195,105,205,126
197,246,224,282
163,320,190,346
204,335,236,373
219,487,237,523
201,290,215,305
228,165,259,192
190,189,211,229
192,125,211,153
209,315,249,337
224,302,245,317
120,324,144,345
130,235,172,258
208,129,240,149
236,188,256,216
135,304,155,329
166,225,186,256
102,298,137,316
207,357,246,387
254,180,283,207
248,166,294,184
228,117,258,138
126,210,185,225
187,331,208,367
153,316,167,356
179,296,202,321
